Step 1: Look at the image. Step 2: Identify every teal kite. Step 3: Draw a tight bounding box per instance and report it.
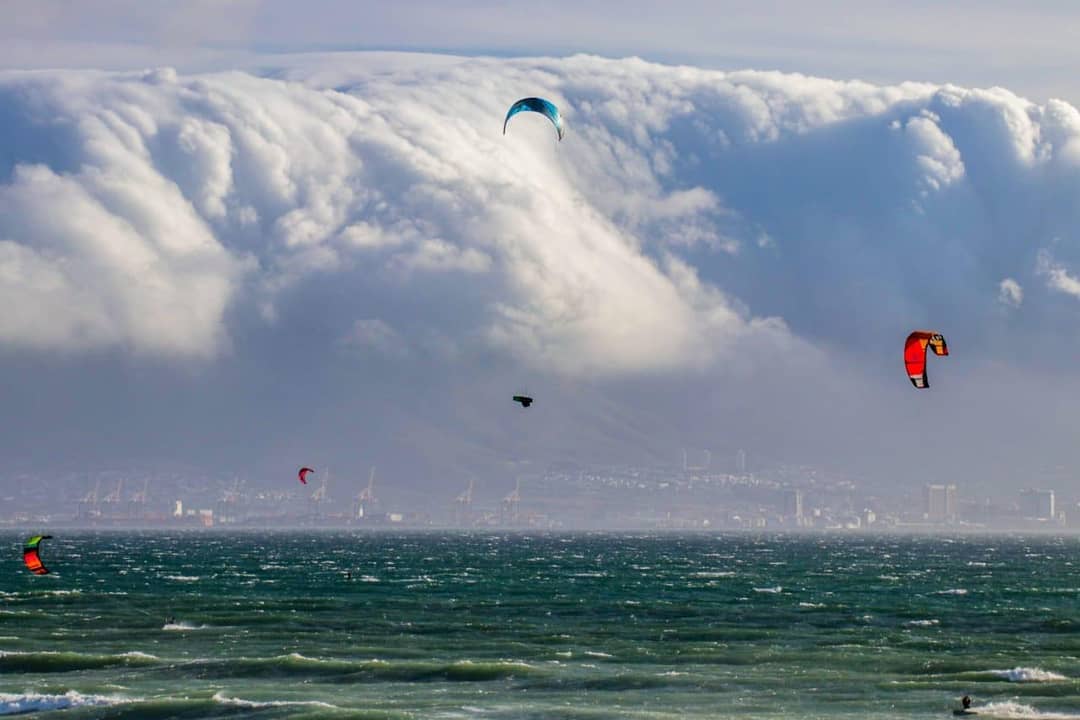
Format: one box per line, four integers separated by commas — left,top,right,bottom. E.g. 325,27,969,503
503,97,564,141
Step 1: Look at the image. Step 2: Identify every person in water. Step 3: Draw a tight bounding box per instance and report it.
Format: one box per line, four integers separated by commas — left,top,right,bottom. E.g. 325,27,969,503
962,696,972,710
165,615,175,625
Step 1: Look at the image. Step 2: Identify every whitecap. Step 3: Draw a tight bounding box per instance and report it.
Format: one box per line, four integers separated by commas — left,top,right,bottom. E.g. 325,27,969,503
991,667,1068,682
977,701,1080,719
211,692,337,710
0,690,132,716
162,622,209,631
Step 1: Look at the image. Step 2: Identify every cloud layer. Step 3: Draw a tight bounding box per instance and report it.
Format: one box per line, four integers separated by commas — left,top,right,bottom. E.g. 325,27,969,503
4,53,1080,490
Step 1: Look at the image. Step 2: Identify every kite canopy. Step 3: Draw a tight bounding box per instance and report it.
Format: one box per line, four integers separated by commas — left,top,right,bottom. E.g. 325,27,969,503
503,97,564,140
23,535,52,575
298,467,314,485
904,331,949,388
512,395,534,408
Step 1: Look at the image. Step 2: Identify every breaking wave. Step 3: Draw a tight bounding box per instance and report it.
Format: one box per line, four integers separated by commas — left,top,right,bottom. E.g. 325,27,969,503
978,701,1080,719
990,667,1068,683
211,692,338,710
0,650,160,673
0,690,132,716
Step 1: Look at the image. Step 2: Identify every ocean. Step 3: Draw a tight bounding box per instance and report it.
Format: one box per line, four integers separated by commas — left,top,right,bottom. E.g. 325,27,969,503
2,532,1079,718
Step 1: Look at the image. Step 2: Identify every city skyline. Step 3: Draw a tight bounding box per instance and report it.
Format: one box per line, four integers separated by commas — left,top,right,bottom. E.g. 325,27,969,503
3,449,1075,533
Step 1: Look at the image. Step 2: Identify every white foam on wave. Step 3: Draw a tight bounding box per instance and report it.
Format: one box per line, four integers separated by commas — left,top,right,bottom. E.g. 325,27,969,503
1,649,158,665
935,588,969,595
0,690,132,716
753,586,783,594
275,652,348,667
162,622,209,631
978,701,1080,719
991,667,1068,682
211,691,337,709
162,575,200,582
904,619,940,627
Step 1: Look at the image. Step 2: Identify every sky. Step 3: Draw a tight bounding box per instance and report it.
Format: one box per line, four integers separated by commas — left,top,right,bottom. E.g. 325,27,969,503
3,1,1080,503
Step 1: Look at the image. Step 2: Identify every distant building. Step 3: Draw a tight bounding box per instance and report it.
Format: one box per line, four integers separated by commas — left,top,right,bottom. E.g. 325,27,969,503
783,489,804,520
923,484,957,522
1020,489,1055,520
681,449,711,472
736,449,747,474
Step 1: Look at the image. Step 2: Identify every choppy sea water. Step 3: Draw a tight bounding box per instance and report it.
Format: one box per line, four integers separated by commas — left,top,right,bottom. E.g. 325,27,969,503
2,532,1079,719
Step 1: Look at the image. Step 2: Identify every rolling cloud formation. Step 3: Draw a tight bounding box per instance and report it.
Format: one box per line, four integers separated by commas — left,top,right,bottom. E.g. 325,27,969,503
3,53,1080,487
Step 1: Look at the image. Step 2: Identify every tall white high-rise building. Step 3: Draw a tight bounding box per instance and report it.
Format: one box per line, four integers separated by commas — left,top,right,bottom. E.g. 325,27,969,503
1021,489,1055,520
923,484,957,522
783,489,804,520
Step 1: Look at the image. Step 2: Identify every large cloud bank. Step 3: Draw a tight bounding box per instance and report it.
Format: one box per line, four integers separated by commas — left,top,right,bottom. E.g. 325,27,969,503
4,53,1080,486
1,58,792,374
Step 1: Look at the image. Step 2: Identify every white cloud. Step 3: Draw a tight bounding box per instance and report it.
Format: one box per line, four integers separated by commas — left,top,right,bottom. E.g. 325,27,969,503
1036,249,1080,299
997,277,1023,307
339,318,408,357
5,54,1080,377
12,52,1080,491
390,238,492,275
0,162,244,357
